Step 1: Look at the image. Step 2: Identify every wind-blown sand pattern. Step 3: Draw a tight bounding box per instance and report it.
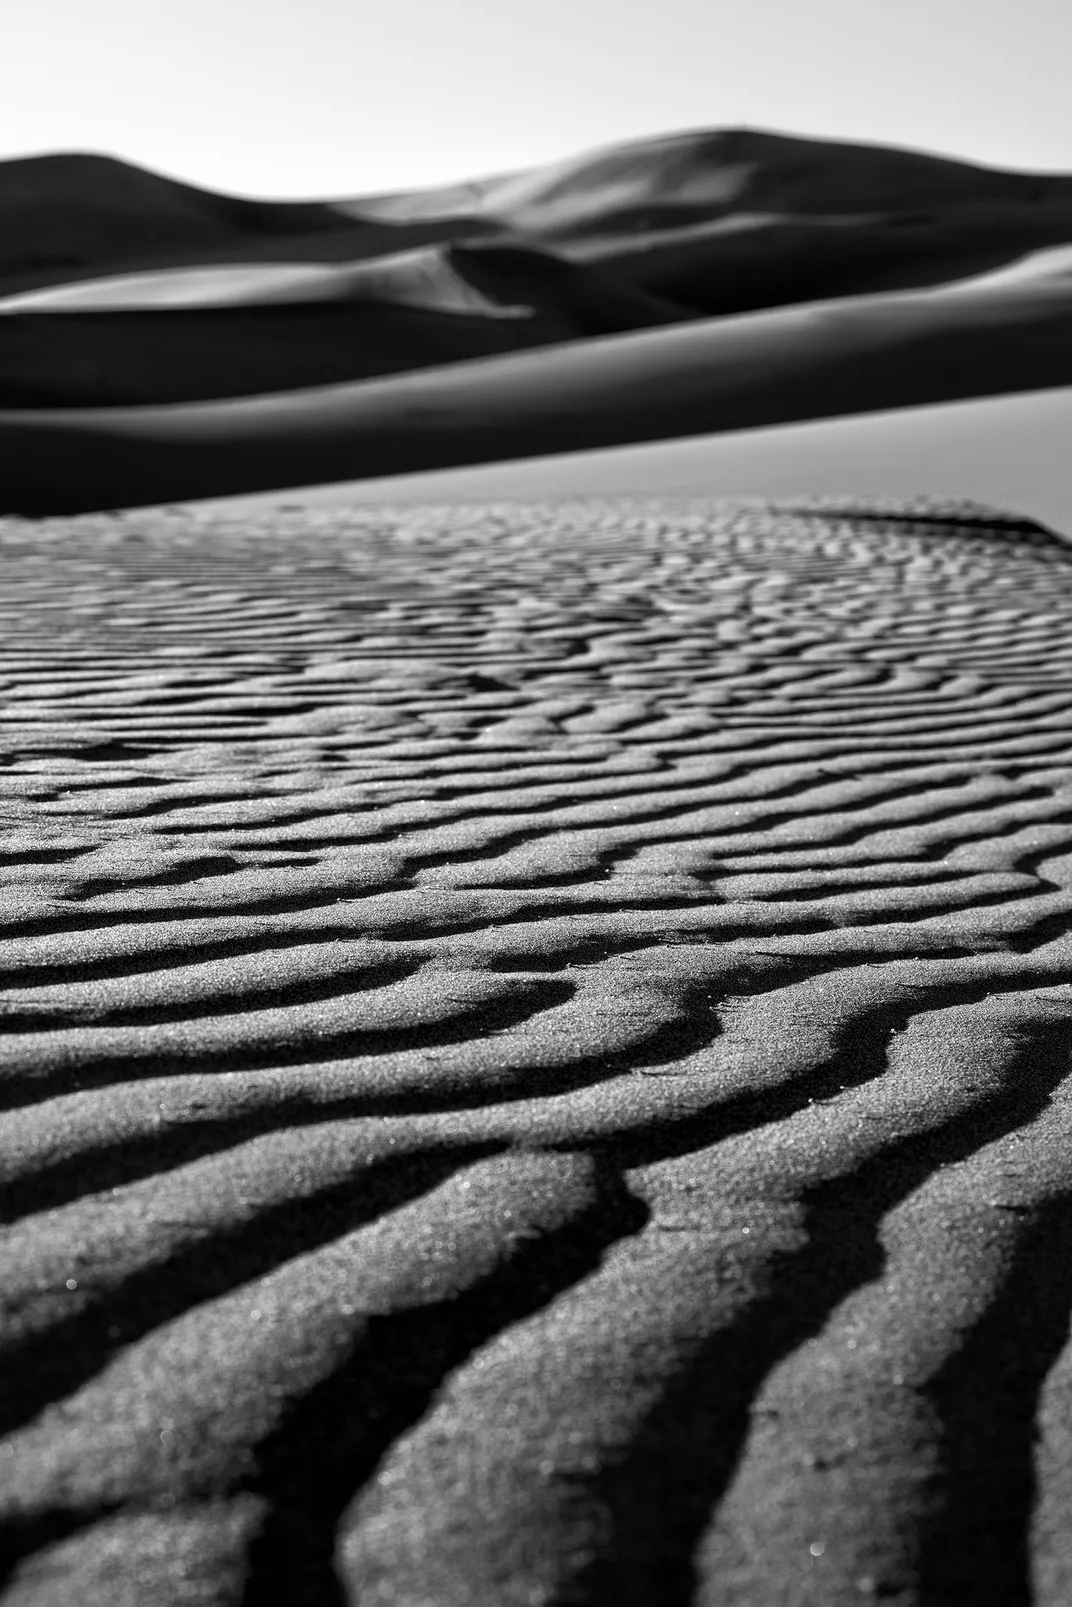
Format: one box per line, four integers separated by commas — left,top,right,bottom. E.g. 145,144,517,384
4,495,1072,1604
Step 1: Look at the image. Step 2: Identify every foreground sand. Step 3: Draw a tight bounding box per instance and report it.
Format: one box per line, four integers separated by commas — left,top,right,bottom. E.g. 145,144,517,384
4,496,1072,1603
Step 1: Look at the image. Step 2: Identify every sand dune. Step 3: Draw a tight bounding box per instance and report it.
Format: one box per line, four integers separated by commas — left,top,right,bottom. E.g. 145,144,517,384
0,251,533,315
0,301,578,410
5,496,1072,1601
580,207,1072,317
2,127,1071,508
2,240,1071,513
0,243,689,410
346,126,1072,242
451,131,1072,318
0,240,687,326
215,385,1072,537
0,153,485,297
7,130,1072,317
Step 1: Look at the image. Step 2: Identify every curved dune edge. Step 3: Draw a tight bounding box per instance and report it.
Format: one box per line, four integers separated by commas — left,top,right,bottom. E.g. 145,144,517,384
3,258,1072,514
4,495,1072,1600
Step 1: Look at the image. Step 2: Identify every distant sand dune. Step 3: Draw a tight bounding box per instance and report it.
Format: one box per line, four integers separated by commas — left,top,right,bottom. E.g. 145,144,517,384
2,125,1072,510
1,247,1070,512
7,129,1072,309
10,120,1072,1606
1,126,1071,511
0,152,451,293
343,126,1072,237
0,301,577,410
0,243,691,410
0,253,529,316
0,242,689,328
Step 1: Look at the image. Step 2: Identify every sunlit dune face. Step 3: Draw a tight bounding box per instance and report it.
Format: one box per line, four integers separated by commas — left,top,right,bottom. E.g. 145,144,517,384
0,252,534,318
0,264,339,311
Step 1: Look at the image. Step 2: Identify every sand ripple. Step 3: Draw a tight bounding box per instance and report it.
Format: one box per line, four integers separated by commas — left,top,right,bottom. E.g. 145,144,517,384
2,496,1072,1603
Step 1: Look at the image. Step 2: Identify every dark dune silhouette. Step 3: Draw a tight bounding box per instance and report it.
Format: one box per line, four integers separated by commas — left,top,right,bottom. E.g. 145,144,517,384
2,126,1072,509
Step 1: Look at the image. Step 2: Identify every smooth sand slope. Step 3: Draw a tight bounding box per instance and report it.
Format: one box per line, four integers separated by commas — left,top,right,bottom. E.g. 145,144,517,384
3,127,1072,509
4,497,1072,1603
230,385,1072,540
2,241,1072,513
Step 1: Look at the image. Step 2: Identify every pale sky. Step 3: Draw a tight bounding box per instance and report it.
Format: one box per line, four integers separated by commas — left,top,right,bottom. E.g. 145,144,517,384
6,0,1071,198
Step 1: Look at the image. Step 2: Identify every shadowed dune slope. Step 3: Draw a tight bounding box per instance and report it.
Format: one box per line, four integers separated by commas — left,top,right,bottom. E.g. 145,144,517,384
6,497,1072,1602
0,244,689,409
2,244,1072,513
0,301,576,410
236,384,1072,539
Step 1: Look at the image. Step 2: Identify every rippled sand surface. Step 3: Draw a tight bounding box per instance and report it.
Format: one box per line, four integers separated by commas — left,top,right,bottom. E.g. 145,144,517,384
4,496,1072,1604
